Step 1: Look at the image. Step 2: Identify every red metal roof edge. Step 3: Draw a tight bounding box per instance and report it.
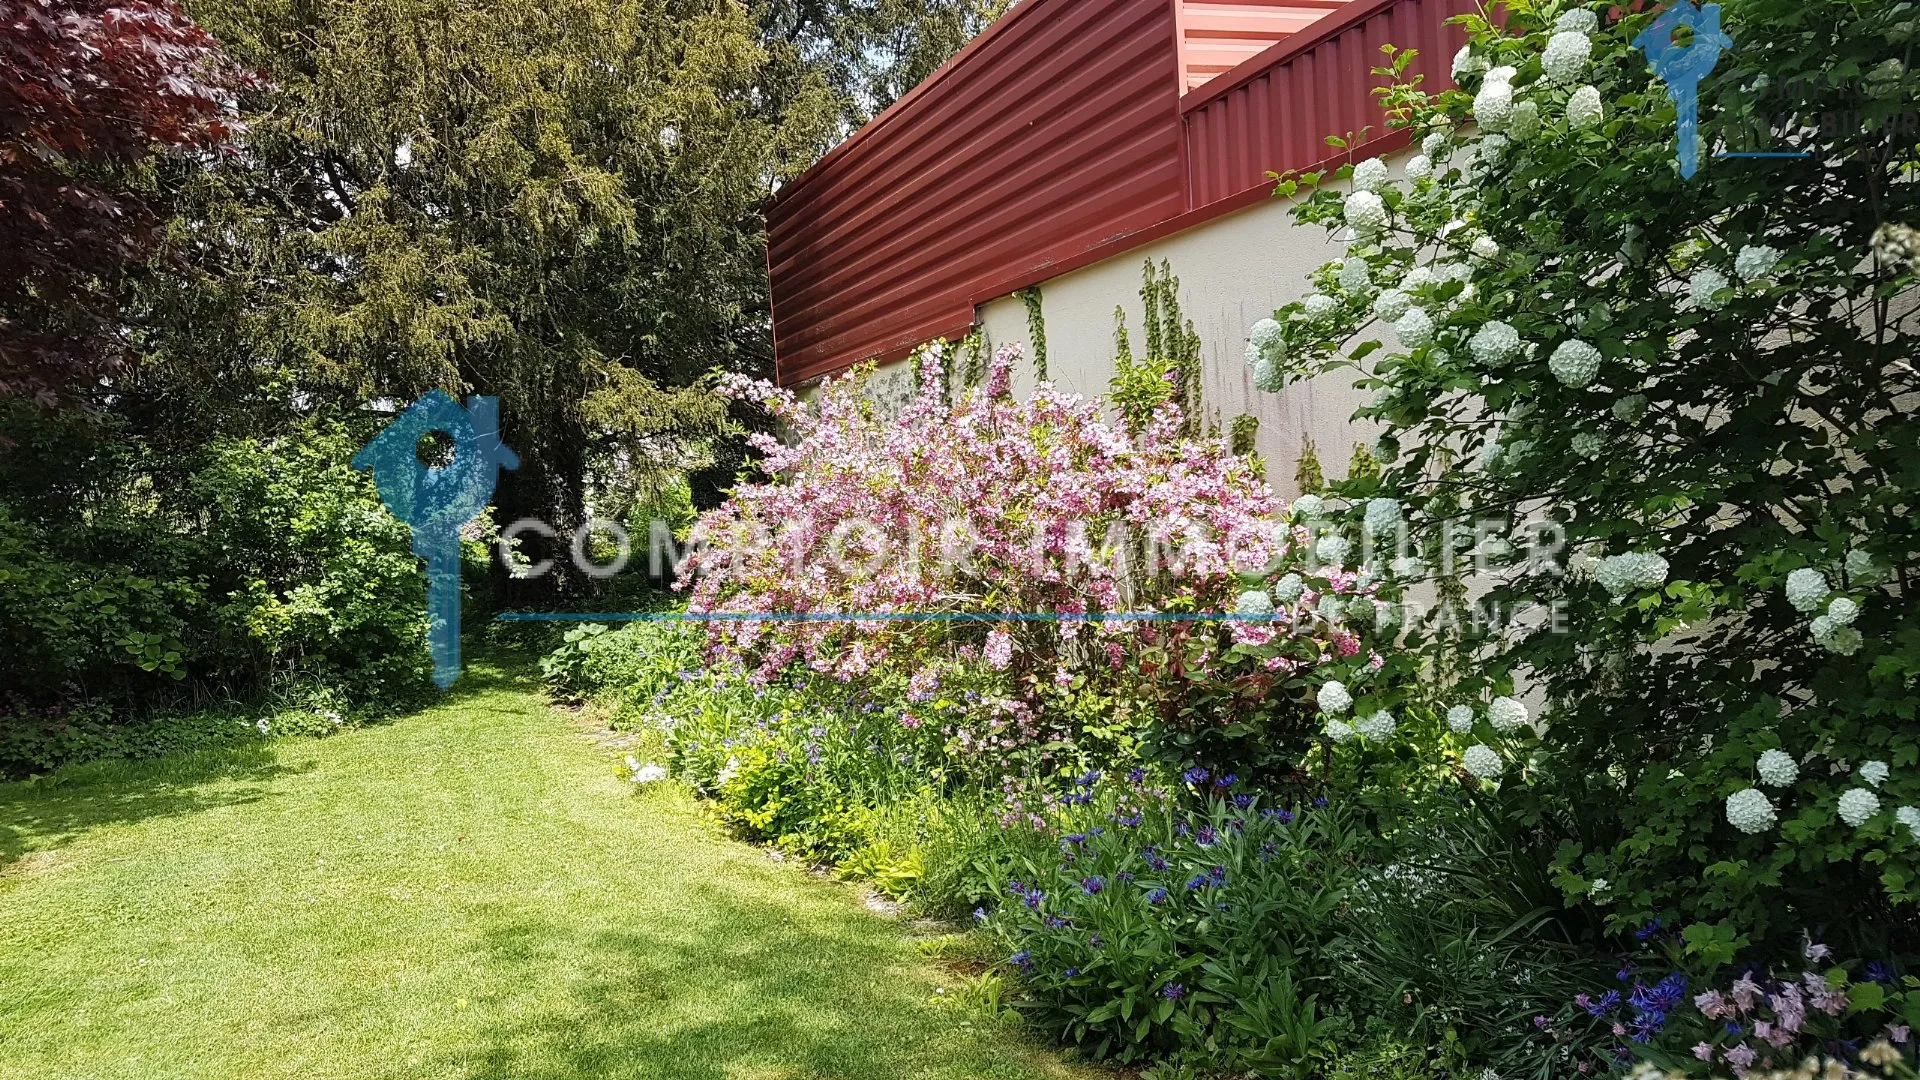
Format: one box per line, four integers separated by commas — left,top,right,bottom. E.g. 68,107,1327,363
968,125,1411,304
1178,0,1406,114
780,127,1412,387
771,0,1072,209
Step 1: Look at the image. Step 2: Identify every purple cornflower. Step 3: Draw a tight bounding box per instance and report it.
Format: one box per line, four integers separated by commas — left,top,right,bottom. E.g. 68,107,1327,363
1182,767,1210,786
1010,950,1033,970
1148,888,1169,904
1195,826,1218,847
1076,770,1103,788
1214,772,1238,789
1186,874,1209,891
1064,967,1079,978
973,907,988,922
1127,767,1147,784
1174,822,1191,838
1263,808,1295,824
1114,811,1144,828
1580,991,1621,1017
1208,864,1227,884
1633,919,1664,943
1312,796,1329,807
1079,875,1106,895
1232,794,1254,810
1162,983,1185,1000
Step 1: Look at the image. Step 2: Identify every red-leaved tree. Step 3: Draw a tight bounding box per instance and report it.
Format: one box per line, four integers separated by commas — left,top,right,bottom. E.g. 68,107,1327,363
0,0,241,406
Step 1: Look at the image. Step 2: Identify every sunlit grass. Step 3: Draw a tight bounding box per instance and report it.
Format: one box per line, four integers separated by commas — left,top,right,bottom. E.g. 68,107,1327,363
0,654,1090,1080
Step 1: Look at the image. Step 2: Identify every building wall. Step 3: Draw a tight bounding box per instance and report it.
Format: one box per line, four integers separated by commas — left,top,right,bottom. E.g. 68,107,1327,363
972,159,1404,500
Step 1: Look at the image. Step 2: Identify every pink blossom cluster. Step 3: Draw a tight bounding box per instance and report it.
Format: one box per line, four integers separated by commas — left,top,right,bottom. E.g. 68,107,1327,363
680,343,1299,683
1688,966,1907,1076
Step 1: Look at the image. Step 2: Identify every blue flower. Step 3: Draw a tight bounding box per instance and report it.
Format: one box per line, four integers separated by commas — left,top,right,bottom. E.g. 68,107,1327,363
1259,841,1277,861
1186,874,1209,891
1866,960,1895,985
1263,808,1296,824
1148,888,1169,904
1115,871,1134,883
1312,796,1329,808
1076,770,1103,788
1182,767,1210,786
1161,983,1185,1000
1063,967,1079,978
1114,811,1144,828
1174,822,1191,838
1089,933,1103,948
1581,991,1621,1017
1232,794,1254,810
1127,767,1147,784
1079,875,1106,895
1063,833,1088,846
1633,919,1664,943
1196,826,1218,847
973,907,988,922
1214,772,1238,789
1045,915,1070,929
1011,950,1033,971
1208,864,1227,884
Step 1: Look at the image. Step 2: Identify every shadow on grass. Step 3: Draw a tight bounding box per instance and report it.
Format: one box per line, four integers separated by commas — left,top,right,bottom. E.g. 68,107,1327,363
434,880,1043,1080
0,740,305,868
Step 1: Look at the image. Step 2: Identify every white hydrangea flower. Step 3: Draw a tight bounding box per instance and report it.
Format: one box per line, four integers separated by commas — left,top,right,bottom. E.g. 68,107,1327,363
1594,552,1670,597
1542,30,1592,84
1838,787,1881,827
1373,599,1401,632
1422,130,1449,157
1405,154,1434,183
1819,624,1864,656
1726,788,1777,834
1391,554,1425,579
1735,244,1781,281
1290,493,1326,519
1318,680,1353,714
1374,288,1413,323
1486,65,1518,83
1400,266,1435,291
1756,748,1799,787
1339,258,1373,295
1395,307,1435,348
1785,567,1829,612
1488,696,1529,733
1556,7,1598,34
1446,705,1476,733
632,762,668,784
1571,431,1604,459
1302,293,1338,320
1364,498,1402,535
1826,597,1859,626
1318,593,1345,622
1475,134,1509,167
1860,760,1890,788
1567,85,1604,128
1252,354,1285,392
1472,235,1501,260
1474,78,1515,131
716,755,741,787
1316,533,1353,565
1355,710,1396,740
1898,806,1920,841
1235,589,1275,617
1613,394,1647,422
1351,156,1389,193
1272,572,1306,603
1463,744,1504,779
1325,718,1357,744
1345,190,1387,234
1470,321,1523,365
1508,100,1541,141
1451,44,1477,79
1589,877,1610,898
1245,317,1283,366
1845,549,1886,584
1689,267,1730,310
1549,339,1603,387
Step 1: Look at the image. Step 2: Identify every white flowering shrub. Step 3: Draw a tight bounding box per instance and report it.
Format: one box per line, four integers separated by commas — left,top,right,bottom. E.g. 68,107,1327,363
1250,0,1920,966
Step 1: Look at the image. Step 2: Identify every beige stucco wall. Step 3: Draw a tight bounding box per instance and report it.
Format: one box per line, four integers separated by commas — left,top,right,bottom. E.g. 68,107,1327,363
973,168,1397,500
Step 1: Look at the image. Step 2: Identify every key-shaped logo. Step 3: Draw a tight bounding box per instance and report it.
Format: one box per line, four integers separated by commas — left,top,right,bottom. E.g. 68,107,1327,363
1633,1,1733,179
355,392,519,688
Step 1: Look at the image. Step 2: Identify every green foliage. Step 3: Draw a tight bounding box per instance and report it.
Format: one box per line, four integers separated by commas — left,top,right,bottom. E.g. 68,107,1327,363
1019,286,1049,382
1111,260,1203,435
1293,435,1326,494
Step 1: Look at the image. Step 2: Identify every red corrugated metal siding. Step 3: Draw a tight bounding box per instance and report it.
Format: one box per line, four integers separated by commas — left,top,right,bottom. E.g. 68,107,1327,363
1182,0,1474,205
766,0,1472,386
768,0,1187,386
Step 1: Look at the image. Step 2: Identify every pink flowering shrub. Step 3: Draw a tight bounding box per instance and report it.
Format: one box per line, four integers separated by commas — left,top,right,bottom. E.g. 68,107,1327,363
681,344,1282,682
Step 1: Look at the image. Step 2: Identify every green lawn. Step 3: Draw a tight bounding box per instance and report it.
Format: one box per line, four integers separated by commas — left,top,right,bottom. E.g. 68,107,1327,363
0,656,1085,1080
